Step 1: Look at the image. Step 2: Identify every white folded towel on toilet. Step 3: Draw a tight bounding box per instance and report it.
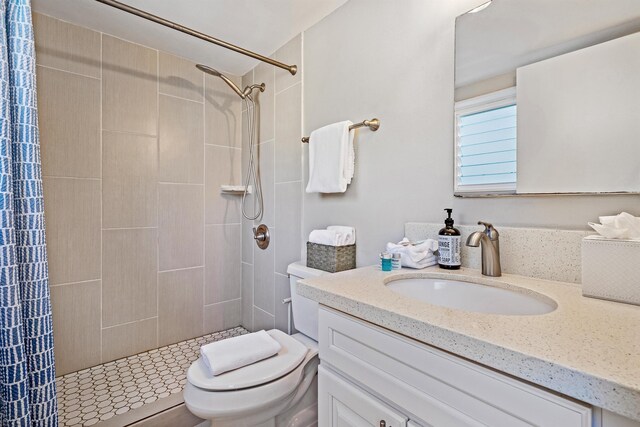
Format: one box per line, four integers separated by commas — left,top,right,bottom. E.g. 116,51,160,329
386,238,438,269
306,121,354,193
327,226,356,246
200,330,282,376
309,229,342,246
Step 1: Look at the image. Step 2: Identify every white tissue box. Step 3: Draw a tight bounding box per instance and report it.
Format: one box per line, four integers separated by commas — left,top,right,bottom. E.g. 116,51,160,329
582,235,640,306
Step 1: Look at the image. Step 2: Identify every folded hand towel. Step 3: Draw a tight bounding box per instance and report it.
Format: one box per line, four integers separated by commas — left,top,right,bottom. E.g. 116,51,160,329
200,330,281,376
309,229,341,246
386,238,438,269
327,226,356,246
306,121,354,193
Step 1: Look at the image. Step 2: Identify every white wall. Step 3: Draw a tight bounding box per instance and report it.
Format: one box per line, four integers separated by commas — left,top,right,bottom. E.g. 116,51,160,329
302,0,640,266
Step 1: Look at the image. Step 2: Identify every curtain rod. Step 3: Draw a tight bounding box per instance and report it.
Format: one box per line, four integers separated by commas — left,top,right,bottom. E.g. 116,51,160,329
95,0,298,75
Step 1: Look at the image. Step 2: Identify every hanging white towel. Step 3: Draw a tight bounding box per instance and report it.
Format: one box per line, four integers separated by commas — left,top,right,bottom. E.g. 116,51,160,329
306,121,354,193
200,330,282,376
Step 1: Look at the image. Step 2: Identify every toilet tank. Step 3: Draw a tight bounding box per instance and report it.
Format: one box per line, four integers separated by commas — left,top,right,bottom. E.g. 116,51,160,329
287,262,329,341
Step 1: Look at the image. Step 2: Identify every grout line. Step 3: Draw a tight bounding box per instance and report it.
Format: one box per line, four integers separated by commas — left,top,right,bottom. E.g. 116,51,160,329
275,80,301,96
157,265,204,274
157,182,204,186
102,128,157,138
102,316,158,331
205,222,241,227
300,32,306,265
202,67,207,335
203,298,241,309
272,63,278,326
158,90,204,105
102,226,158,231
204,143,241,150
156,49,161,349
36,63,100,81
99,30,104,363
42,176,100,181
50,278,101,288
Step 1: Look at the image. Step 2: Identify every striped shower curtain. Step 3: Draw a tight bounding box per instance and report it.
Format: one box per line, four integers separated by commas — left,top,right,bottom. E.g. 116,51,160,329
0,0,58,425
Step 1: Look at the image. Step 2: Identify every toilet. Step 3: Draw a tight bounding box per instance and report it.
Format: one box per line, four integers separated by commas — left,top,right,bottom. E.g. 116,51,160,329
183,262,327,427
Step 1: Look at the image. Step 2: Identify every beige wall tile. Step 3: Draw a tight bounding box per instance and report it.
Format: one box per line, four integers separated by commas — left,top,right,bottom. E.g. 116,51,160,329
103,131,157,228
242,262,253,331
256,140,274,227
102,318,157,363
274,273,292,333
204,74,242,148
158,268,204,346
274,84,302,183
204,299,242,334
33,13,101,78
158,184,204,271
254,62,275,142
204,145,241,225
159,52,203,102
253,307,275,332
51,281,101,375
275,182,302,275
44,177,100,285
102,228,158,327
205,224,241,304
253,229,275,315
242,218,254,263
242,70,253,93
275,35,302,92
37,66,100,178
102,35,157,135
159,95,204,184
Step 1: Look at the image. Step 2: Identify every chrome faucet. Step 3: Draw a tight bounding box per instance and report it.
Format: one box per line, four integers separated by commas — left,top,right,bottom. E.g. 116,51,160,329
466,221,501,277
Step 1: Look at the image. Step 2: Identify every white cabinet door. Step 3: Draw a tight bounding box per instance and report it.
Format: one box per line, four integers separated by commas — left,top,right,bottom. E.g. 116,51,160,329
319,365,408,427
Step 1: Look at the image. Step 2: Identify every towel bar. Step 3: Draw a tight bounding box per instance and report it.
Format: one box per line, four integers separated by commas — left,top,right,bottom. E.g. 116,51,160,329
301,118,380,143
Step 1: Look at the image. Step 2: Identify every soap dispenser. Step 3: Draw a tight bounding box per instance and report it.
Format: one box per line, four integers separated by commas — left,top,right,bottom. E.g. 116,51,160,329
438,208,461,270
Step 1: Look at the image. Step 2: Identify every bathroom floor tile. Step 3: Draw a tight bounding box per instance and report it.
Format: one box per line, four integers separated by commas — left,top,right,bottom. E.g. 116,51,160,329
56,326,248,426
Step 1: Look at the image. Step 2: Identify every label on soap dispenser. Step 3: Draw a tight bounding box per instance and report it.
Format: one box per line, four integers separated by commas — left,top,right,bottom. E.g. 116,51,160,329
438,236,461,266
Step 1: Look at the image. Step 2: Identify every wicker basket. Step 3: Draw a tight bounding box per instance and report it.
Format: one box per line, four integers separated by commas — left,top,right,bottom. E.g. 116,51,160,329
306,242,356,273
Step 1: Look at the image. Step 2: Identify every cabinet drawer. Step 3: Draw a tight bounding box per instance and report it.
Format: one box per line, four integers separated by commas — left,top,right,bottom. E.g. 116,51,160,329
319,365,408,427
319,307,591,427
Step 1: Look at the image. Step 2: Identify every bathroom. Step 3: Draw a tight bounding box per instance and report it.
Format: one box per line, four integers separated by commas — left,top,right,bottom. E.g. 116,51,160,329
2,0,639,425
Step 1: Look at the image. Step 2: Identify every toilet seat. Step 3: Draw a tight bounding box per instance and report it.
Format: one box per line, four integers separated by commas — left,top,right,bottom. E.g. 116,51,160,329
187,329,309,391
183,333,319,423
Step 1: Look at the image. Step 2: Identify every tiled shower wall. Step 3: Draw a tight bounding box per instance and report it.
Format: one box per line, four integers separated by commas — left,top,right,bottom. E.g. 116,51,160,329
34,13,244,376
241,35,304,332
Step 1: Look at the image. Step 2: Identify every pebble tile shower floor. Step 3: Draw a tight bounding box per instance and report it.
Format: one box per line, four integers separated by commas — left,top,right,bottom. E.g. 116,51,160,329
56,326,249,426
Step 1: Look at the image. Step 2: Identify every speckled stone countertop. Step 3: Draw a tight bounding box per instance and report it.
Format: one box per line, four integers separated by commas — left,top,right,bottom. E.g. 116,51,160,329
298,266,640,421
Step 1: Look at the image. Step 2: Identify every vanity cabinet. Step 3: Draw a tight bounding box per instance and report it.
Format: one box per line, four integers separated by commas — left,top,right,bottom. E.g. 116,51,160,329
318,307,592,427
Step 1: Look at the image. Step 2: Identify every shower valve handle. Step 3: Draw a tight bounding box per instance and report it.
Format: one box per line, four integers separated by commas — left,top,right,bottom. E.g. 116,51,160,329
252,224,270,250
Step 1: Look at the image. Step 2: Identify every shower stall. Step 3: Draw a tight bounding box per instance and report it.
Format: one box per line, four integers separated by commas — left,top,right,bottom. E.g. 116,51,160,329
30,0,305,423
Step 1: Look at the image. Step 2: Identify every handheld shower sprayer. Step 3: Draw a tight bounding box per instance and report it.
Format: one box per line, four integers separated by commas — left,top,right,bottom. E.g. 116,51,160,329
196,64,267,246
195,64,265,99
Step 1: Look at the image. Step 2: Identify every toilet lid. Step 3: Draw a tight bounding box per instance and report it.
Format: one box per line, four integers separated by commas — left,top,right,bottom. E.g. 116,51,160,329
187,329,309,391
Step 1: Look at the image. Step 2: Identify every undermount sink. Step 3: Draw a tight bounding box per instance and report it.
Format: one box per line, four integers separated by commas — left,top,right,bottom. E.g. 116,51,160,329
386,277,556,315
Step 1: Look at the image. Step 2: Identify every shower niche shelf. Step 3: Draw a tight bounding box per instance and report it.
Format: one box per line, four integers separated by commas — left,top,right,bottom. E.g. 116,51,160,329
220,185,252,195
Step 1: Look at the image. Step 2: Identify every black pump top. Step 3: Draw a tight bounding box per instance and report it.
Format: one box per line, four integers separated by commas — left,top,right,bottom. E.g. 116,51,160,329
444,208,454,228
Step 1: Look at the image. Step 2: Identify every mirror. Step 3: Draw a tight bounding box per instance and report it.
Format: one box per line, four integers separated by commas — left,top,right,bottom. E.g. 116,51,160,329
454,0,640,195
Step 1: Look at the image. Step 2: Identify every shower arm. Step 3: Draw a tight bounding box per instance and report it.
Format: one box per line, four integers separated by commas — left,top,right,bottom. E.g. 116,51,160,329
95,0,298,75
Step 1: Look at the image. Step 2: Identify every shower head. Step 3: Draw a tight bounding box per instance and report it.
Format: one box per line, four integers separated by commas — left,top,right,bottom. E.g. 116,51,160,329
196,64,266,100
196,64,246,99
